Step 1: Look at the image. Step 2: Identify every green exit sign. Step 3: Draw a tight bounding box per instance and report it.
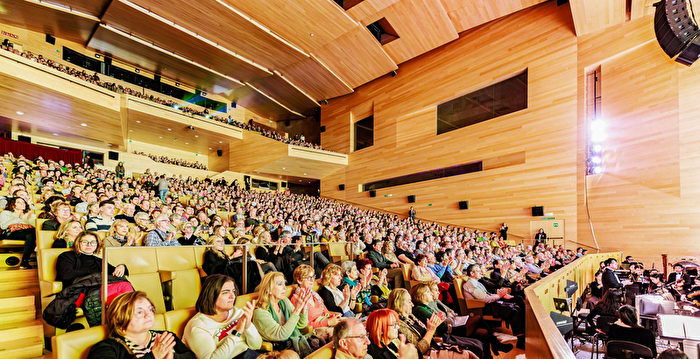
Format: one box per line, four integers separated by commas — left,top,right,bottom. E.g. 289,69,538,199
428,203,432,206
553,223,559,228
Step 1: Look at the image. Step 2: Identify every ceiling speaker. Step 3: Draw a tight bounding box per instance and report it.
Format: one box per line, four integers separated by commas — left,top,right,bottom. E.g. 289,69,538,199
369,190,376,197
338,184,345,191
408,195,416,203
532,206,544,217
458,201,468,210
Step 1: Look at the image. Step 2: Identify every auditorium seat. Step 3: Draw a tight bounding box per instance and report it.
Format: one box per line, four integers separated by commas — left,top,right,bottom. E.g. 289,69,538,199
307,342,333,359
328,242,349,263
36,229,56,249
156,247,201,310
163,307,196,338
106,247,166,313
453,276,501,322
38,248,70,296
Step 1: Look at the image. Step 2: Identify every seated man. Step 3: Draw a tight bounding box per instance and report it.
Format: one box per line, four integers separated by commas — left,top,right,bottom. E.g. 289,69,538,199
366,239,404,288
85,199,115,232
463,264,525,349
144,214,180,246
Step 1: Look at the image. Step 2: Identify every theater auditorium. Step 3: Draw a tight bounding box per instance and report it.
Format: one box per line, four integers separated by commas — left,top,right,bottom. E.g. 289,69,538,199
0,0,698,358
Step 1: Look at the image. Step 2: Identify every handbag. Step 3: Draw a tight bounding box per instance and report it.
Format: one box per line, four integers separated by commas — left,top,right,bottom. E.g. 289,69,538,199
8,223,33,232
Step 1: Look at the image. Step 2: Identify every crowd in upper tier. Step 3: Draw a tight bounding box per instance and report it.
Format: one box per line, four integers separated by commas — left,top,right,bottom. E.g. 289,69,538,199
1,39,327,151
132,151,208,170
0,151,598,359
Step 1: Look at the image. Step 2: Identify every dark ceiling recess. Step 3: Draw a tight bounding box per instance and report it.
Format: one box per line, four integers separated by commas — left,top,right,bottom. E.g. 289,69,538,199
367,18,399,45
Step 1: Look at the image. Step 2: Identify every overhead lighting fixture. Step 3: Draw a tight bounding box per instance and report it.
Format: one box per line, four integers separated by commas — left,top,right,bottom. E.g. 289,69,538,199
135,68,140,73
95,54,100,58
303,173,307,175
136,120,141,123
201,92,207,96
15,111,24,115
159,136,163,139
208,147,212,150
52,133,58,136
80,123,88,127
129,130,133,132
282,167,286,170
194,135,199,138
167,128,172,131
218,141,223,143
175,82,180,87
185,142,189,144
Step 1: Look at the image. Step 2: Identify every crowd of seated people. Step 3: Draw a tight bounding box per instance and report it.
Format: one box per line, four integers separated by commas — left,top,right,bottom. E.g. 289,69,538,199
1,39,328,151
133,151,208,170
0,151,619,358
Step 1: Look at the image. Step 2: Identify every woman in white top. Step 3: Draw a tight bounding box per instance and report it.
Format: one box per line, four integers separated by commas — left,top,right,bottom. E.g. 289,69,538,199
0,197,37,268
183,274,263,359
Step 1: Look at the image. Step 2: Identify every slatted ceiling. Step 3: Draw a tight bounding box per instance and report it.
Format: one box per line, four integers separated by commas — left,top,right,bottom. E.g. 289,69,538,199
41,0,111,16
0,0,98,44
221,0,358,52
313,25,398,88
630,0,656,20
345,0,402,21
568,0,627,36
234,85,304,121
88,25,242,92
101,0,271,83
441,0,549,33
365,0,459,64
280,57,354,101
129,0,308,70
248,74,319,114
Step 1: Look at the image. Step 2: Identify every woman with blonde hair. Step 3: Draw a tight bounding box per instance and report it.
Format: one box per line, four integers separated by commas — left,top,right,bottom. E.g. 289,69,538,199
89,291,195,359
317,264,357,317
51,219,83,248
290,264,340,341
252,272,314,357
104,219,138,247
387,288,478,359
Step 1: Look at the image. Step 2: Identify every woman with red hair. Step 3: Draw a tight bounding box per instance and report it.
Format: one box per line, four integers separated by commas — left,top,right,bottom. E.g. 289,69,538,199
366,309,403,359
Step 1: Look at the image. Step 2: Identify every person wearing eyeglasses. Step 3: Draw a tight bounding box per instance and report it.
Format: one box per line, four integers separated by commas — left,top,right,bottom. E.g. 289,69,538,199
145,214,180,246
365,309,420,359
331,318,371,359
55,231,128,288
88,291,195,359
290,265,341,341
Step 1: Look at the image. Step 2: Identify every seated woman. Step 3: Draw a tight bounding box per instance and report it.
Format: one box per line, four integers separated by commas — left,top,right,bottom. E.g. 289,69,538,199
41,201,73,230
88,291,195,359
411,283,505,359
51,219,83,248
0,197,37,269
357,258,391,303
177,221,204,246
56,231,128,287
37,194,64,220
586,288,623,334
290,265,341,338
584,270,605,309
183,274,263,359
104,219,139,247
338,260,372,313
411,254,440,282
317,264,357,317
252,272,315,357
607,305,657,357
365,308,424,359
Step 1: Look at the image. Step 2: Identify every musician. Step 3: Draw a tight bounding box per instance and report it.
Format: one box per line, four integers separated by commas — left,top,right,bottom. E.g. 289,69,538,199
602,258,632,294
648,273,665,293
666,264,691,293
629,263,650,294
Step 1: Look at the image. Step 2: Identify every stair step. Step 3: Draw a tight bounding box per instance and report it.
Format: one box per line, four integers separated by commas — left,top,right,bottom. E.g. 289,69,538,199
0,336,44,358
0,269,37,282
0,280,39,292
0,320,42,343
0,289,38,299
0,309,35,325
0,295,35,311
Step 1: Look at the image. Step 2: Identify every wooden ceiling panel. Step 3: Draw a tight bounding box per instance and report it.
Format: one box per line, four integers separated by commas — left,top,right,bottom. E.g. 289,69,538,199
42,0,111,16
101,0,271,83
221,0,357,52
313,25,397,88
351,0,459,64
0,0,98,44
0,73,123,149
129,0,308,70
569,0,627,36
232,86,304,121
280,57,353,101
345,0,401,21
441,0,548,33
88,25,242,92
248,75,319,115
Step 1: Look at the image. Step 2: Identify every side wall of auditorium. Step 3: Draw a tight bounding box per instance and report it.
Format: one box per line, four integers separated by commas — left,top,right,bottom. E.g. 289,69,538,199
320,2,700,266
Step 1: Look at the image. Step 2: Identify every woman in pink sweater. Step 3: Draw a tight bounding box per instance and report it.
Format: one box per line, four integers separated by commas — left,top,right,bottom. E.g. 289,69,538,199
289,264,341,340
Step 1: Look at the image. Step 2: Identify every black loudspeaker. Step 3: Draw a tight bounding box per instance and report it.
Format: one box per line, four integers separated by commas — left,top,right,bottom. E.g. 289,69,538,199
281,181,287,188
458,201,469,210
104,57,112,65
153,74,161,83
369,190,376,197
338,184,345,191
654,0,700,64
532,206,544,217
45,34,55,45
231,102,237,108
677,42,700,66
17,135,31,143
320,126,326,133
284,120,291,127
408,195,416,203
108,151,119,161
216,150,223,157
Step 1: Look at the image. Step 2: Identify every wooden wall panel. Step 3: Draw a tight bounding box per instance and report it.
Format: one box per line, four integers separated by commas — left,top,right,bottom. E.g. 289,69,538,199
569,0,627,36
321,2,579,241
575,15,700,267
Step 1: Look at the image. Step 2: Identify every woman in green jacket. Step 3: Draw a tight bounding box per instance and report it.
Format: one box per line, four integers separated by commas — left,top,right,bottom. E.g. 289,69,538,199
251,272,314,357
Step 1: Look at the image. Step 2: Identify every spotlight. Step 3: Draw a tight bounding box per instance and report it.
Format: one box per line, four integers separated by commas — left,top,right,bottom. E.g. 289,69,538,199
391,70,397,77
592,144,603,153
187,125,195,130
15,111,24,115
175,82,180,87
591,156,602,164
134,68,140,73
593,166,603,174
201,91,207,96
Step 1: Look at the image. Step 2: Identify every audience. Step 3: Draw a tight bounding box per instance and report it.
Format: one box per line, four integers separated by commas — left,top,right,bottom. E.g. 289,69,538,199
607,305,657,357
0,196,37,268
51,219,83,248
88,291,195,359
317,264,357,317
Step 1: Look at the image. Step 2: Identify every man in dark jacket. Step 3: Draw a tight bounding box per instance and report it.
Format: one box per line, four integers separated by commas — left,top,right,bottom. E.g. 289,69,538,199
366,240,404,288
